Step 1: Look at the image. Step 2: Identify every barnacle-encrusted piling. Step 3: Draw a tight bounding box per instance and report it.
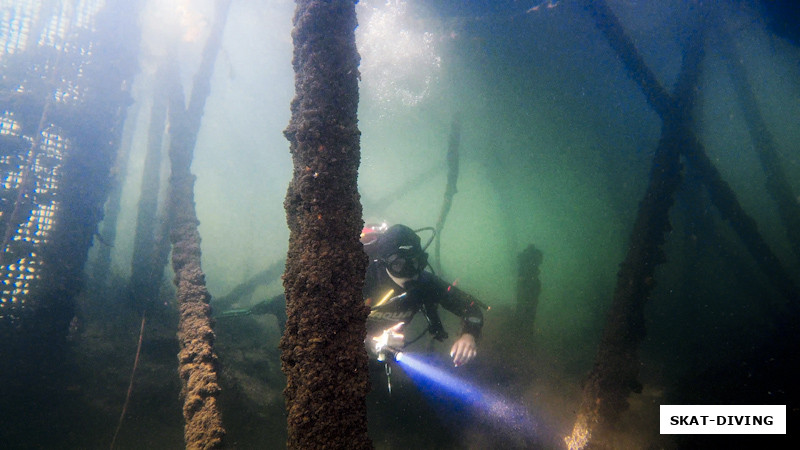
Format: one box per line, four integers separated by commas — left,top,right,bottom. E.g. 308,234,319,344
165,0,232,448
281,1,372,448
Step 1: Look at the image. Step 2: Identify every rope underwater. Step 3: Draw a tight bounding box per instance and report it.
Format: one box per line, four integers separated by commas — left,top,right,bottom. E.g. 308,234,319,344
109,311,146,450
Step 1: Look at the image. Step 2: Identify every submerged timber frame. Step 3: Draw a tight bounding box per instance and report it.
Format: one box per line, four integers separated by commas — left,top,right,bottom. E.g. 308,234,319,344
567,1,799,448
0,0,142,444
1,1,797,448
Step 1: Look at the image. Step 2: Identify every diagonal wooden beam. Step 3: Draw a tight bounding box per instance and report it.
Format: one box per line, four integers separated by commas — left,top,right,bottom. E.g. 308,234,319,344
568,1,797,447
714,22,800,263
566,26,701,447
583,0,673,118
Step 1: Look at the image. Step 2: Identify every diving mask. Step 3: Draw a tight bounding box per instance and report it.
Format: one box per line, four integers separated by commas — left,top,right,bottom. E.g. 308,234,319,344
385,251,427,278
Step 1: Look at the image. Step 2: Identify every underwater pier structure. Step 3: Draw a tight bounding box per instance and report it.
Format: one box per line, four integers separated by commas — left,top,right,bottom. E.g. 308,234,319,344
163,0,233,448
566,15,701,446
2,1,797,448
713,21,800,264
128,59,170,311
433,115,461,273
280,0,373,448
515,244,543,332
568,1,799,448
92,98,139,287
0,0,143,444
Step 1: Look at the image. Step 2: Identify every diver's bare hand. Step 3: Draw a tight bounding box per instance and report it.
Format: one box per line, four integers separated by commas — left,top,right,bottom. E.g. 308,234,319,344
450,333,477,367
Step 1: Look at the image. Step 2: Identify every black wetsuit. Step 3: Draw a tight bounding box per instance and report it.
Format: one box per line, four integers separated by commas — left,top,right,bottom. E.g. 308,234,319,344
364,260,483,446
245,235,485,343
363,260,484,342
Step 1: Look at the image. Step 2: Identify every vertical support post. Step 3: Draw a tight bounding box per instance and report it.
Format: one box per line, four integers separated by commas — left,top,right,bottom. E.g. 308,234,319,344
281,1,372,448
129,62,169,310
434,115,461,272
515,244,543,330
165,0,232,447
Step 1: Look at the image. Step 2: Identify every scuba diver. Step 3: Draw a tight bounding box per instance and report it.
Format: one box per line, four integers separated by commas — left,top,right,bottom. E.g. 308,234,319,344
362,223,485,368
219,223,488,443
220,223,486,368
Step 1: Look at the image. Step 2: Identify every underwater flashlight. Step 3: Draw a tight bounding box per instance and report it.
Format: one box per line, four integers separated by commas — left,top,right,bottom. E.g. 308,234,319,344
373,322,405,362
377,348,405,363
372,323,406,393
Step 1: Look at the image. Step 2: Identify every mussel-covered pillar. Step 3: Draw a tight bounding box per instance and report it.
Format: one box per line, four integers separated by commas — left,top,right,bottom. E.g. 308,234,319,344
166,1,232,448
281,1,371,449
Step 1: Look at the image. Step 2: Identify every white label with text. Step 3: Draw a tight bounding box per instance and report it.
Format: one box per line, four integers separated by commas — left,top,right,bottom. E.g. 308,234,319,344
660,405,785,434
